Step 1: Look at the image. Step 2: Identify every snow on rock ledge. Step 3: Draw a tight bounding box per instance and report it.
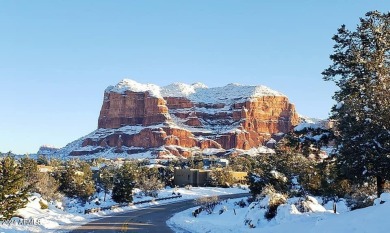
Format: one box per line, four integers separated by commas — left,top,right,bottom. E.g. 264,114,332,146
105,79,285,102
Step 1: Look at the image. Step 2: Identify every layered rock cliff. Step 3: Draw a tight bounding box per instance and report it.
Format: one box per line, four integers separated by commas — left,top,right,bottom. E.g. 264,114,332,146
57,79,299,158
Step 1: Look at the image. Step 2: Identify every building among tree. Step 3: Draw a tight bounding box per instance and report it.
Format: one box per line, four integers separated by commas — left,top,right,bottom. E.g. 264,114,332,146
174,168,247,186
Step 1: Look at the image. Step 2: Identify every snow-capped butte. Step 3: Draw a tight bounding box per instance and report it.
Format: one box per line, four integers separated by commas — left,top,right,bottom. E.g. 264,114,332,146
51,78,299,159
105,79,285,103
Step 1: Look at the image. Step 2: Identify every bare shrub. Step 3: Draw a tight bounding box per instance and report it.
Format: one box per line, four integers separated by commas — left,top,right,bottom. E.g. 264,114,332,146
138,176,164,197
346,183,377,210
194,196,220,214
234,199,247,208
35,172,61,202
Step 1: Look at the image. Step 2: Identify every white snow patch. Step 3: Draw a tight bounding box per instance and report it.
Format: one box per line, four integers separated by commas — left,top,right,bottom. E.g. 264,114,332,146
294,122,322,131
161,82,207,97
335,101,344,110
105,79,161,97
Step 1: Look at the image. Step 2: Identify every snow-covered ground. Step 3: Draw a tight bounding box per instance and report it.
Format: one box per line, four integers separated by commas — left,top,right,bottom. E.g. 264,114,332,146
0,186,248,233
168,193,390,233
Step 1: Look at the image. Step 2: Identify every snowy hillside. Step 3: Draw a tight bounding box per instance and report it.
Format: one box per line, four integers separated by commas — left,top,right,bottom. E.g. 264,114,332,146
49,124,164,160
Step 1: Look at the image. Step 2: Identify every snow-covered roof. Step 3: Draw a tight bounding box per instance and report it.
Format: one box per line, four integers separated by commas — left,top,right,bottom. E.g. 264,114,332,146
105,79,285,103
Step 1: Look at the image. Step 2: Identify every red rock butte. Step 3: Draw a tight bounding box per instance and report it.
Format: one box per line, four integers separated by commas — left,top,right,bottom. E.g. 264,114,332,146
66,79,300,158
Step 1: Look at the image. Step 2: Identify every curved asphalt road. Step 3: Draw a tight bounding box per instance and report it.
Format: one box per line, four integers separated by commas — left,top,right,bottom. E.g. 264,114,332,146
69,193,249,233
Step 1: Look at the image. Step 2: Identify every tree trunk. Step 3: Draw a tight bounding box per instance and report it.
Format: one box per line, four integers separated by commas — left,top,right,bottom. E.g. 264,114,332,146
376,175,385,198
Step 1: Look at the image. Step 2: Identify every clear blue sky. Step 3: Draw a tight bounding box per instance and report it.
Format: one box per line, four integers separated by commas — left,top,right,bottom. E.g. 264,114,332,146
0,0,388,154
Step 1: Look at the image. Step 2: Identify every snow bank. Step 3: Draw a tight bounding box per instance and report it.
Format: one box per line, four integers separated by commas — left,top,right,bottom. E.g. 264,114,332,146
301,196,327,212
0,194,87,233
168,194,390,233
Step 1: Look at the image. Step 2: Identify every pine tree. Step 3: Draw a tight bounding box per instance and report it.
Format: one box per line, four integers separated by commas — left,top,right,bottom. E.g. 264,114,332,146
20,157,39,190
229,156,254,172
37,155,49,165
158,165,174,187
282,127,335,158
247,155,290,197
99,165,115,202
78,161,96,202
188,156,204,169
56,161,77,196
207,169,234,187
0,155,30,220
57,160,95,202
323,11,390,197
112,163,136,203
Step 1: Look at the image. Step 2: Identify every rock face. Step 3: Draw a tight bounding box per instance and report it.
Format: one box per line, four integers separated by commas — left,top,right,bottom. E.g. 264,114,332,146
62,80,299,158
98,91,169,128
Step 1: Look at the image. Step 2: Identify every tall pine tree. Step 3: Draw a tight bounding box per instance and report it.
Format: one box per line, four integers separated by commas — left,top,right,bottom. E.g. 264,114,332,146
323,11,390,197
0,155,30,220
99,165,115,202
112,163,136,203
20,157,39,190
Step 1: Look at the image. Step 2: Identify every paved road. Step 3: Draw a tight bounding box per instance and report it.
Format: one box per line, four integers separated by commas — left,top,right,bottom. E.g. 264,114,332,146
69,193,249,233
